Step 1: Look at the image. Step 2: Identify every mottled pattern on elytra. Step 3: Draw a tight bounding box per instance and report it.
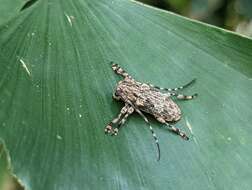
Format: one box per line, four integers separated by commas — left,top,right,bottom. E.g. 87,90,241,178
116,78,182,122
105,63,197,161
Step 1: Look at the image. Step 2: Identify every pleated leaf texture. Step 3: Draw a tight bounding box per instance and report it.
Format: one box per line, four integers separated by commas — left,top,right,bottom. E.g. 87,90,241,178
0,0,252,189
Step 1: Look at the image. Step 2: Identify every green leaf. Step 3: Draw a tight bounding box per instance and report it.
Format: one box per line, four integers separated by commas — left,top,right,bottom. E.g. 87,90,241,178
0,141,9,188
0,0,25,25
0,141,23,190
0,0,252,189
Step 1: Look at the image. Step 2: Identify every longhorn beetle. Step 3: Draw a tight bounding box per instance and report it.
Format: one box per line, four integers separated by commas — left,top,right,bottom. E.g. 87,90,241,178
105,62,197,161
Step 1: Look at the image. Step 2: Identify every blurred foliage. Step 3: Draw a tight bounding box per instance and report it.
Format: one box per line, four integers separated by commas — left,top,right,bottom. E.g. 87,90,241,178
138,0,252,37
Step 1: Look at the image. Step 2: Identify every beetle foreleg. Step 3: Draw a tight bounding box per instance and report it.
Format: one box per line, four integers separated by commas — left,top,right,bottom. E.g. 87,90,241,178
105,104,130,135
112,106,134,136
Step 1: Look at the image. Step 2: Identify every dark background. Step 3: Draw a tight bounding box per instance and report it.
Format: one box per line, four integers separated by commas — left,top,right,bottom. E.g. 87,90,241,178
138,0,252,37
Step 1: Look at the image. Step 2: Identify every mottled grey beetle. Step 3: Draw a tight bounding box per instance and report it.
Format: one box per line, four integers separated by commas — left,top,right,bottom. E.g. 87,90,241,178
105,62,197,160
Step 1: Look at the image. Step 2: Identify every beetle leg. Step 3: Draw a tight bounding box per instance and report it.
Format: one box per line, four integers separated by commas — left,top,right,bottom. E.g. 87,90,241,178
164,123,189,140
112,106,135,136
111,62,131,78
105,104,129,135
156,117,189,140
168,92,198,100
148,79,196,92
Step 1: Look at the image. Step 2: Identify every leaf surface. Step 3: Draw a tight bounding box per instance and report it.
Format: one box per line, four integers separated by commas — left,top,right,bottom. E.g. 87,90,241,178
0,0,252,189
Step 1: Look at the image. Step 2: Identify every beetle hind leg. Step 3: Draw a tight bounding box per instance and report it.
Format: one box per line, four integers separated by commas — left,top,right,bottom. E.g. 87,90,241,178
156,117,189,140
148,78,196,92
169,92,198,100
165,123,189,140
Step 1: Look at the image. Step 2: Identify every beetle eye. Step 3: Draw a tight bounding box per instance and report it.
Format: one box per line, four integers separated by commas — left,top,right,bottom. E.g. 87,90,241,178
113,91,120,100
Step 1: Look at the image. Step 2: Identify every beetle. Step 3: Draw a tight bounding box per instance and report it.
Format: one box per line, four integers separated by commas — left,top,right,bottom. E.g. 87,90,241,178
105,62,197,160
